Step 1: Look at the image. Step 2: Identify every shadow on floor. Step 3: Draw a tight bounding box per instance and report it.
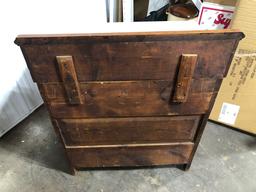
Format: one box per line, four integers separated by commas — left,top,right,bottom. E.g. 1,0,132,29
0,106,70,174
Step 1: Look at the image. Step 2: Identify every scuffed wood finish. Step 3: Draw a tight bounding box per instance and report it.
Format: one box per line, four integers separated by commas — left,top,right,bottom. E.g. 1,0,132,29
40,79,217,118
66,143,194,168
41,79,219,103
15,31,244,83
173,54,197,103
49,93,214,118
14,29,244,44
183,78,224,170
56,56,82,104
58,116,200,146
15,30,244,174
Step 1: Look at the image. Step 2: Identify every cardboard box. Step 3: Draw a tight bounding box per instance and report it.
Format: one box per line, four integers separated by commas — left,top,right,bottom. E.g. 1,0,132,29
210,54,256,134
206,0,237,7
232,0,256,52
210,0,256,134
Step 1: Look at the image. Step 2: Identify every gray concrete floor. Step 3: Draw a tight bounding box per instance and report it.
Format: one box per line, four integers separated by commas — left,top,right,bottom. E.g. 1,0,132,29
0,106,255,192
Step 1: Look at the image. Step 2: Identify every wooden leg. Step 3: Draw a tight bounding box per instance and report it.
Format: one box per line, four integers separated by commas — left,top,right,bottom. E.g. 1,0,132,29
183,163,191,171
70,166,76,175
178,163,191,171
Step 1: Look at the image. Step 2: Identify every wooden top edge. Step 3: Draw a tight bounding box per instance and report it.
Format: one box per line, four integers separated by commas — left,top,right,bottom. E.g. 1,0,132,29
16,29,241,38
15,29,244,45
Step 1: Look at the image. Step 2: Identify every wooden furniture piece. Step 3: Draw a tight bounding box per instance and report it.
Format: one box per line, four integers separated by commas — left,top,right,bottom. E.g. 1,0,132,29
15,30,244,174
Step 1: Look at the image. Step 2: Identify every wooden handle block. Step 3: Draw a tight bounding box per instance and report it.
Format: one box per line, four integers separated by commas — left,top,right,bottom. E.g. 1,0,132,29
172,54,198,103
56,56,82,104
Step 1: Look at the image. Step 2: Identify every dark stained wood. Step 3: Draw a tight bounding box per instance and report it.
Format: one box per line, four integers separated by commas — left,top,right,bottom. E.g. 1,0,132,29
41,79,219,103
49,93,215,118
173,54,197,103
66,143,194,168
39,79,217,118
57,116,200,146
56,56,82,104
14,29,244,45
15,30,244,174
15,31,244,83
183,78,223,170
18,40,231,82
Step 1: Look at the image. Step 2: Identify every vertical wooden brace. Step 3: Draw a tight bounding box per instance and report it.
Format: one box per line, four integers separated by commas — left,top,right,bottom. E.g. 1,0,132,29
56,56,83,104
172,54,198,103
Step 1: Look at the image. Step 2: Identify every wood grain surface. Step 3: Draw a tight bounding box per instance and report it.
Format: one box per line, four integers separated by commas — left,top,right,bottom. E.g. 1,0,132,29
40,79,218,118
66,143,194,168
56,56,82,104
15,31,244,83
57,116,200,146
15,30,244,173
173,54,197,103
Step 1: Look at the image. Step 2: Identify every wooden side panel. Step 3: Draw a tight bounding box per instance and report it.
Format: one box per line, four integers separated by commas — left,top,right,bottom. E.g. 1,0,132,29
21,38,238,82
58,116,200,146
39,79,218,118
67,143,194,168
56,56,82,104
173,54,197,103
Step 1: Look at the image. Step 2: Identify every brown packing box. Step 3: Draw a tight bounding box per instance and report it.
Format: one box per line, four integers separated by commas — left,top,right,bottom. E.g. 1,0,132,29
209,0,256,134
210,55,256,134
205,0,237,6
232,0,256,52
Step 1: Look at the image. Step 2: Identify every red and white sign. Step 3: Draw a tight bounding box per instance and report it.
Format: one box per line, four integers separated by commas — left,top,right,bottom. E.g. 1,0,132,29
197,3,235,29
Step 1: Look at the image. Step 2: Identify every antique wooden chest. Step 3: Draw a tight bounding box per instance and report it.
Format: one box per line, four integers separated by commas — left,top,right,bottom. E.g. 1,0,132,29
15,30,244,174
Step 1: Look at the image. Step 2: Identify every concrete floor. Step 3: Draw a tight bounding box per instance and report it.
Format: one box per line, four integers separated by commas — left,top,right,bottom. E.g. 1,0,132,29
0,106,255,192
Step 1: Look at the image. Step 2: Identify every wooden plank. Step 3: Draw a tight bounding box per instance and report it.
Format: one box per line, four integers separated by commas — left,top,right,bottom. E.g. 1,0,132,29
41,79,219,103
66,142,194,168
18,35,242,82
173,54,197,102
57,116,200,146
39,80,217,118
48,93,214,118
56,56,82,104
